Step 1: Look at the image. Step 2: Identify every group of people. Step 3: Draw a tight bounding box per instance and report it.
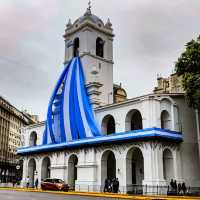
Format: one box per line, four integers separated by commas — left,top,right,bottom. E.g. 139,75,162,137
104,177,119,193
26,176,38,189
169,179,187,195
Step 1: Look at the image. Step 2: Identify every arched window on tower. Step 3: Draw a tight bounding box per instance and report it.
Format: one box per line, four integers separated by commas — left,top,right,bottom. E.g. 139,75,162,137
73,37,79,57
96,37,104,58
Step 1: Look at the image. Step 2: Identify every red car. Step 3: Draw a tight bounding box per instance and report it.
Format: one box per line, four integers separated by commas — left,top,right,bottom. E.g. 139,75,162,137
41,178,69,191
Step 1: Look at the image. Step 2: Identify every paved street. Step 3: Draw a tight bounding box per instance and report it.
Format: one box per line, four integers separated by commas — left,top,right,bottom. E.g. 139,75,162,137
0,190,124,200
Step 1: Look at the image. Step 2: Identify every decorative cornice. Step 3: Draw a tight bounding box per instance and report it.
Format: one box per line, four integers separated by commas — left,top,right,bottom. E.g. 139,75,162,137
64,20,114,38
94,93,185,112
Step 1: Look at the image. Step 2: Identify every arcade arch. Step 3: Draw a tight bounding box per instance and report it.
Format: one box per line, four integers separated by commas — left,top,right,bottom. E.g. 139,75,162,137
68,154,78,189
161,110,171,129
125,110,143,131
29,131,37,146
28,158,36,187
101,150,116,185
101,115,116,135
41,157,51,180
163,148,174,181
126,147,144,186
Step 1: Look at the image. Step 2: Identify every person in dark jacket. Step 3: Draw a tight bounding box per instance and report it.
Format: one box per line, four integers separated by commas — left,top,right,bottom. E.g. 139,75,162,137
174,180,177,194
170,179,174,191
104,178,109,192
178,183,182,194
116,178,119,193
35,178,38,189
182,182,186,195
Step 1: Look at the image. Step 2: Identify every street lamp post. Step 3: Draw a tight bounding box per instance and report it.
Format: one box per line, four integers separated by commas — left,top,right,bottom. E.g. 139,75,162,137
15,165,21,186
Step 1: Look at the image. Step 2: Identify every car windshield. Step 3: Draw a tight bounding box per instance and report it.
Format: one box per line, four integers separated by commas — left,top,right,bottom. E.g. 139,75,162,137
53,179,64,183
44,179,52,182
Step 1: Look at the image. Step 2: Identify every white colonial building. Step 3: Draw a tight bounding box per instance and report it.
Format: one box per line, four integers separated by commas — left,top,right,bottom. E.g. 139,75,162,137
18,5,200,194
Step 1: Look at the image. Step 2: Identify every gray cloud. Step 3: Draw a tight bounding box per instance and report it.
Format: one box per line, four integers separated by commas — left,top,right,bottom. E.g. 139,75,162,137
0,0,200,120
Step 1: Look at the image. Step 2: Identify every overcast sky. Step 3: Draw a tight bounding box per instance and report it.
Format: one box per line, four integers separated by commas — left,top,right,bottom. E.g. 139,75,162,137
0,0,200,120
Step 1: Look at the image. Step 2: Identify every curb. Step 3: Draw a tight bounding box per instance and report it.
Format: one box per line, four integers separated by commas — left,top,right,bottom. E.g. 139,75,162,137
0,187,200,200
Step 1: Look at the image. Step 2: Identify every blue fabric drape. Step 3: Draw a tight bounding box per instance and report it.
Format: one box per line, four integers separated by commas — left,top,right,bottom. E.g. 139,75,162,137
42,57,101,145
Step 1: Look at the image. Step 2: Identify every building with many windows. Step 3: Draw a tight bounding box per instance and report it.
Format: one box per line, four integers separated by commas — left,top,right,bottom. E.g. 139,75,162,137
0,96,37,183
18,5,200,194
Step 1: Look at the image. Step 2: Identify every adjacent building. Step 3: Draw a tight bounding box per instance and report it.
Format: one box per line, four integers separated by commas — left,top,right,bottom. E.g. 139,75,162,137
0,96,37,183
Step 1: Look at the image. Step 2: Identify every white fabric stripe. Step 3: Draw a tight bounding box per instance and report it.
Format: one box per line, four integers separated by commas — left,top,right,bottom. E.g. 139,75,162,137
47,124,52,144
76,63,93,137
63,59,75,141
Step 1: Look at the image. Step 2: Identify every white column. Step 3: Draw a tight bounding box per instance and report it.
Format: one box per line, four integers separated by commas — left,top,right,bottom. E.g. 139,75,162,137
21,157,28,188
143,143,166,186
35,157,42,188
115,153,126,193
171,104,175,130
51,153,67,182
142,144,154,185
173,149,183,182
75,148,98,192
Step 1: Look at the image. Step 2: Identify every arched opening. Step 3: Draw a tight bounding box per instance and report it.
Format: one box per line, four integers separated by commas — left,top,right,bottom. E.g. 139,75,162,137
73,37,79,57
125,110,143,131
28,158,36,187
163,149,174,181
126,147,144,186
101,115,116,135
101,150,116,186
96,37,104,58
161,110,171,129
68,154,78,189
29,131,37,146
41,157,51,180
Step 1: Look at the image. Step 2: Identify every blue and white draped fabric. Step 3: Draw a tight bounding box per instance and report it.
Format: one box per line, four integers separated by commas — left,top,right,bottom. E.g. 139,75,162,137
42,57,101,145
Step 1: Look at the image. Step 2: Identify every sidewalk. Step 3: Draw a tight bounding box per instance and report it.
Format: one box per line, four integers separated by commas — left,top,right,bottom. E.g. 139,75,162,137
0,187,200,200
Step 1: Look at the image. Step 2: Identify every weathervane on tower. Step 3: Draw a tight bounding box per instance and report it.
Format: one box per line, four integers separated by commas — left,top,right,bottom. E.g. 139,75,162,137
85,0,92,15
88,0,92,11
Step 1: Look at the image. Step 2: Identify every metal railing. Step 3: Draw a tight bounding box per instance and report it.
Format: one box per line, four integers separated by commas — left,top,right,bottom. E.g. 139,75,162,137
73,184,200,196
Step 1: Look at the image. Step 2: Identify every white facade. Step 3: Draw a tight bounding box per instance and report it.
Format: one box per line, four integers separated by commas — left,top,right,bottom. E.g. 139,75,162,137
20,7,200,193
21,94,200,191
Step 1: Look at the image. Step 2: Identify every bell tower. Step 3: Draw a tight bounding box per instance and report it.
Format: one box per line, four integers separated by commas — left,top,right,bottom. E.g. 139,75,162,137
63,4,114,107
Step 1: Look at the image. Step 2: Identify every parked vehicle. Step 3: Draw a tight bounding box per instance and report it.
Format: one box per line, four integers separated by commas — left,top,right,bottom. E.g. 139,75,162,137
41,178,69,191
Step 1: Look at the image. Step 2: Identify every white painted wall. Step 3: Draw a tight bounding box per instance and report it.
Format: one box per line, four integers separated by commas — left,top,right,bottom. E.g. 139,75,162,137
21,94,200,190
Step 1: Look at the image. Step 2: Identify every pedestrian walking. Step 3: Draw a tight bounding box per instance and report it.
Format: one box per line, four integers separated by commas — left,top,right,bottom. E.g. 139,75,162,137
35,178,38,189
12,178,17,187
26,176,30,188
